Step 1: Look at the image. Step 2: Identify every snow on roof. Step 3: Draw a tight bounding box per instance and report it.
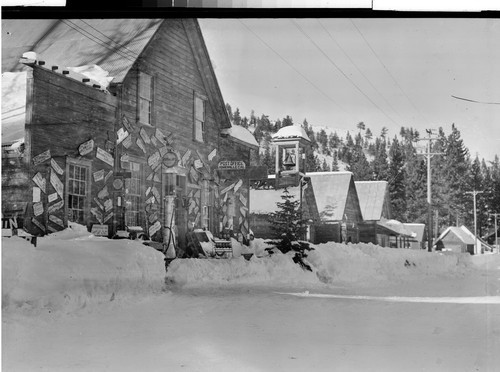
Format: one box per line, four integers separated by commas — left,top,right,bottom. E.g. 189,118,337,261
377,219,414,237
403,223,426,241
272,125,311,142
2,71,27,144
250,186,301,214
306,172,354,221
435,226,476,245
221,125,259,148
2,19,164,83
355,181,388,221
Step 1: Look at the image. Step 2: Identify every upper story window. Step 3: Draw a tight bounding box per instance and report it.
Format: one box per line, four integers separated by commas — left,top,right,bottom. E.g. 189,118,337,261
194,94,206,142
138,72,153,125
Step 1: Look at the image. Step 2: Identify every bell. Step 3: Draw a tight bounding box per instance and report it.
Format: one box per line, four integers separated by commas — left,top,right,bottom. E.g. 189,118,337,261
283,152,296,168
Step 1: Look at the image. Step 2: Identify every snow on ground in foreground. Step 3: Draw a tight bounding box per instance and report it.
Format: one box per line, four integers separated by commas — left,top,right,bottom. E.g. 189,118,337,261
2,223,495,317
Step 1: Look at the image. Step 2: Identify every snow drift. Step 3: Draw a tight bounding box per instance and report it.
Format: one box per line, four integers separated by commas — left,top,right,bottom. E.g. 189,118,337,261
2,224,480,316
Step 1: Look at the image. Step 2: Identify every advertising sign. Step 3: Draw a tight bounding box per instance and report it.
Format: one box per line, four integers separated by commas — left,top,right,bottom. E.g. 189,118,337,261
91,224,109,237
78,139,94,156
32,149,51,166
96,147,114,167
218,160,246,170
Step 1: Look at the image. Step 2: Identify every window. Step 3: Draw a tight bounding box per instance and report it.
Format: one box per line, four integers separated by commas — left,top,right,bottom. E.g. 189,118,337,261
68,163,89,224
194,95,205,142
125,162,143,227
138,72,153,125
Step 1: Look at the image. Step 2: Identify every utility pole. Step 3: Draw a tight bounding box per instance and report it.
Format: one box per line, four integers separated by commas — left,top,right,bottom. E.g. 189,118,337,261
465,190,484,254
490,213,500,254
416,129,444,252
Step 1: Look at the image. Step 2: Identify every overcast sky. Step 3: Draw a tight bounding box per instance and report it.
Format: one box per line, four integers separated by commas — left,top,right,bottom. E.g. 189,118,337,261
200,18,500,162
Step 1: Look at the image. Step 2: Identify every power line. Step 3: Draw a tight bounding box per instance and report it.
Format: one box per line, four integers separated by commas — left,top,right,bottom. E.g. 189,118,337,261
317,19,406,124
292,19,400,127
451,95,500,105
349,19,429,124
236,19,350,116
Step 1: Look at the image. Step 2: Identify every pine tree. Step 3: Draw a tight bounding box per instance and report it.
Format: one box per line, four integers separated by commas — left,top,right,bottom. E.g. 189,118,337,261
388,136,407,220
371,137,389,180
332,151,340,171
267,188,313,270
226,103,233,122
365,128,373,142
233,107,242,126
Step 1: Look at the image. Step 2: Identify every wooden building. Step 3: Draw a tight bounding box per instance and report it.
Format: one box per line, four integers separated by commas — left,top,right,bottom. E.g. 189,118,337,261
403,223,426,250
296,172,362,244
434,226,475,254
1,19,258,254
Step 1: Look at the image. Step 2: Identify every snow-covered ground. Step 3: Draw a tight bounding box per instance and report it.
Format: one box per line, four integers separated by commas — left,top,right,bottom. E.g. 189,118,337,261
2,223,500,371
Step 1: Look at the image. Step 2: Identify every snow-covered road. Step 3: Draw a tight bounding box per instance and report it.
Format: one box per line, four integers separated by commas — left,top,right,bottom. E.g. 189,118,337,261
3,285,500,372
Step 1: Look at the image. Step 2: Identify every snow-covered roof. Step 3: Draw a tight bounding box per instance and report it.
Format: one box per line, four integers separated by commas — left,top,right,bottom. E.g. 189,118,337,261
272,125,311,142
355,181,388,221
221,125,259,149
250,186,301,214
403,223,426,241
2,19,164,83
377,219,414,237
435,226,476,245
306,172,354,221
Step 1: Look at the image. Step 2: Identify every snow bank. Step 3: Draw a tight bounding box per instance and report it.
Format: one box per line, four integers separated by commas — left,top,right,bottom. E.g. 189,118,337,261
2,227,479,317
2,223,165,316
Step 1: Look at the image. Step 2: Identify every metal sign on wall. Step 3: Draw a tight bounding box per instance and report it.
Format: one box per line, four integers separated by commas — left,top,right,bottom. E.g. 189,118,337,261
218,160,246,170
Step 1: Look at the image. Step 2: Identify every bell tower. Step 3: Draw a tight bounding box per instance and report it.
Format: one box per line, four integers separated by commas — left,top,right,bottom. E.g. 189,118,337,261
272,126,311,188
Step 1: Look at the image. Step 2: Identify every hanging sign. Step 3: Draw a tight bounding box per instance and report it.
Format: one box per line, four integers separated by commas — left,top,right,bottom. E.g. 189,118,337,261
96,147,114,167
33,202,44,217
78,139,94,156
117,127,129,144
50,170,64,198
51,159,64,175
218,160,246,170
32,149,51,166
49,215,64,228
32,172,46,193
48,200,64,213
93,169,105,182
149,221,161,237
91,224,109,236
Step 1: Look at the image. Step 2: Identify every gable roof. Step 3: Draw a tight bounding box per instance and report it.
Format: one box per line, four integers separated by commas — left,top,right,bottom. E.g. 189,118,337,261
2,19,164,82
403,223,426,241
355,181,388,221
306,172,356,221
435,226,476,245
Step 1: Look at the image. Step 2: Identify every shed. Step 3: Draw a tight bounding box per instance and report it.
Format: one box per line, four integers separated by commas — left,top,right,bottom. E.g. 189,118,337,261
403,223,426,250
434,226,475,254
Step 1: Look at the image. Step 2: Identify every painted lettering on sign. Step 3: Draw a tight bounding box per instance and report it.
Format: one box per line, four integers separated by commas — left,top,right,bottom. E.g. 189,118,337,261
218,160,246,170
93,169,105,182
32,149,51,166
48,192,58,203
78,139,94,156
32,172,46,193
50,170,64,198
51,159,64,175
91,224,109,237
96,147,114,167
